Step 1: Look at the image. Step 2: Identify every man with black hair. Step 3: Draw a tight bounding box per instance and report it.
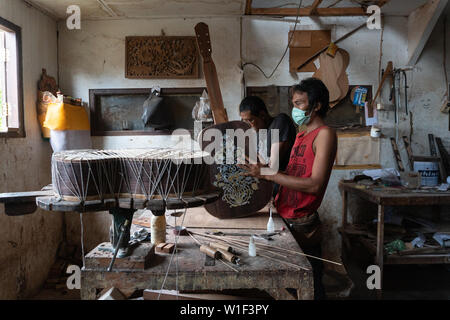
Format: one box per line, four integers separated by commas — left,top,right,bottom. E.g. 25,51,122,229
239,96,297,176
240,78,338,300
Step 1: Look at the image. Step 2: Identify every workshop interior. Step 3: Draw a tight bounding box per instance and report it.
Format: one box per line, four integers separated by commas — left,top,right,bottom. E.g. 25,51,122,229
0,0,449,302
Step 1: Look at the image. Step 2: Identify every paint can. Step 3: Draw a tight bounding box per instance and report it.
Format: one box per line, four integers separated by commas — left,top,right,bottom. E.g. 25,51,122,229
413,160,439,186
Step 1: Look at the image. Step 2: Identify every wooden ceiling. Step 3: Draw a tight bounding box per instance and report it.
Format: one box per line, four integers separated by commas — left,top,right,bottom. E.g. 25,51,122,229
24,0,431,20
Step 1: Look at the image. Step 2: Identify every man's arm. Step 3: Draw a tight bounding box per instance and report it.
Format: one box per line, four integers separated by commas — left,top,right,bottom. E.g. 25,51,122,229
268,141,290,172
247,127,337,195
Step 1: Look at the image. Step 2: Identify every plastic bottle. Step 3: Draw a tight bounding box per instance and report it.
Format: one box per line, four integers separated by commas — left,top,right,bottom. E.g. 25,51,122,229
151,214,166,245
248,236,256,257
267,207,275,233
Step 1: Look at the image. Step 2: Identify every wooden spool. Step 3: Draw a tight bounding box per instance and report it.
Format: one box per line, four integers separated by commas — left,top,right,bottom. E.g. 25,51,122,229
209,242,231,252
217,249,238,264
200,245,220,259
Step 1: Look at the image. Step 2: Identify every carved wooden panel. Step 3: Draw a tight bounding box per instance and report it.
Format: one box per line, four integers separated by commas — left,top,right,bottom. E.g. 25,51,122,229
125,36,199,79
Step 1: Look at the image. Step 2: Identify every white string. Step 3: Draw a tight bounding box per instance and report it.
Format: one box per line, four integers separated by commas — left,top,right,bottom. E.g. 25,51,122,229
157,206,188,300
79,213,85,268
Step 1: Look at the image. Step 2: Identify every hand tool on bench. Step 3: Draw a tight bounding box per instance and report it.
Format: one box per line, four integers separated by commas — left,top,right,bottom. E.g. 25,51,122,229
107,219,130,272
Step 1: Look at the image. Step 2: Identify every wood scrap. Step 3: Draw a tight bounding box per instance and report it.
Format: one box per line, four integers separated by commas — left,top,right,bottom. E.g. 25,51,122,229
390,137,405,172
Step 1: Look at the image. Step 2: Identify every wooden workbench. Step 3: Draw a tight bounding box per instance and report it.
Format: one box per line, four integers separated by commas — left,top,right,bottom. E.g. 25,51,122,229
339,181,450,297
80,213,314,300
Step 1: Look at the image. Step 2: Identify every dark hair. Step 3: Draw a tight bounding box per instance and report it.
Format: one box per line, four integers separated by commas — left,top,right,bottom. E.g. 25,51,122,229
290,77,329,118
239,96,269,117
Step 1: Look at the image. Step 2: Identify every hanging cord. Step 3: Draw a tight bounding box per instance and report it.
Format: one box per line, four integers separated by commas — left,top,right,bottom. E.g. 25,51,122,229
242,0,303,79
157,204,188,300
377,24,384,103
443,17,448,102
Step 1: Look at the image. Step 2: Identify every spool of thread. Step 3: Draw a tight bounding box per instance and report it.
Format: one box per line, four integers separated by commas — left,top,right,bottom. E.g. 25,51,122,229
248,237,256,257
151,214,166,245
200,245,220,259
217,249,238,264
209,242,232,252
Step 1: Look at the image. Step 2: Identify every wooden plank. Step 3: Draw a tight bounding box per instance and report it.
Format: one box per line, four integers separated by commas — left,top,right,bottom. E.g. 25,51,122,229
407,0,448,65
251,7,367,16
245,0,252,15
307,0,323,15
402,136,414,171
338,182,450,206
333,164,382,170
0,190,54,203
428,133,437,156
85,242,155,271
290,30,331,73
390,138,405,172
435,137,450,178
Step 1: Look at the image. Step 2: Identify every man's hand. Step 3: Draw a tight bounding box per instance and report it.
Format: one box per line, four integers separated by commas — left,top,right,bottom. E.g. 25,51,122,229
238,163,264,179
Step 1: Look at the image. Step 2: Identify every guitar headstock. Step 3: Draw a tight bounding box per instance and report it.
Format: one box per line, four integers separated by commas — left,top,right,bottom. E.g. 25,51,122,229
195,22,212,62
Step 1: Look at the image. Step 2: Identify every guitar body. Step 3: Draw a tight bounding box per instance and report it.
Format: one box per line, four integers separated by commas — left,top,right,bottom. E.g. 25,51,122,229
335,49,350,104
313,51,343,102
198,121,273,219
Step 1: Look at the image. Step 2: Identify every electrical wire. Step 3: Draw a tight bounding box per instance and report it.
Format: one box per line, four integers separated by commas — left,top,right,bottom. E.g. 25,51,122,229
242,0,304,79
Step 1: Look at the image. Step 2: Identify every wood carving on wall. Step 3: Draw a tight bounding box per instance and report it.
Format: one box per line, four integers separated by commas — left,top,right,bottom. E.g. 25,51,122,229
125,36,199,79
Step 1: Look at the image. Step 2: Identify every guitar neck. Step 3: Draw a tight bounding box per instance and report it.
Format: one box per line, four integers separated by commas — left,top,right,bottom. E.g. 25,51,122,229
195,22,228,124
203,61,228,124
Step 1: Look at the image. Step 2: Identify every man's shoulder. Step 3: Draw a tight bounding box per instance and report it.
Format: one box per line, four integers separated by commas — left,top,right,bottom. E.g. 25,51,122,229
269,113,294,128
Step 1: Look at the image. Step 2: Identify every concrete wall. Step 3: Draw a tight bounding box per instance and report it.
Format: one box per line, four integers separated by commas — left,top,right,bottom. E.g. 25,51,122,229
58,12,450,275
58,17,242,252
0,0,60,299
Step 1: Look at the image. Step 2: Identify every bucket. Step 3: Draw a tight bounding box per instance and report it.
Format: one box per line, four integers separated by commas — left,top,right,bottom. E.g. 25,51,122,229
413,160,439,186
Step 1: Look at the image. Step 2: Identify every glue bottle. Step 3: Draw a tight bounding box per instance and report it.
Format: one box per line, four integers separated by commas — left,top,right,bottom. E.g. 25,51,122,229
248,236,256,257
267,207,275,233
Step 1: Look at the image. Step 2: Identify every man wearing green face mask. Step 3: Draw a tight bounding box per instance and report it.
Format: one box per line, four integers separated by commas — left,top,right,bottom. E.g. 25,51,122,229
240,78,338,300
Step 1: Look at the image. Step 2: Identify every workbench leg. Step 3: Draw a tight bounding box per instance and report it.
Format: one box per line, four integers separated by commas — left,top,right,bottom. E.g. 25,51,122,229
266,289,297,300
342,190,348,227
80,286,97,300
296,277,314,300
341,190,349,255
375,205,384,299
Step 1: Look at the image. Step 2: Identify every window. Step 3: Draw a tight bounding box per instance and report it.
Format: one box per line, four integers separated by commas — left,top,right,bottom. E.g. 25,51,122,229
0,16,24,137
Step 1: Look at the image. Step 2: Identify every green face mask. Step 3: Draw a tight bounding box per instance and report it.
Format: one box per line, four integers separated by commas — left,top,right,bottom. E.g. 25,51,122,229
291,108,311,126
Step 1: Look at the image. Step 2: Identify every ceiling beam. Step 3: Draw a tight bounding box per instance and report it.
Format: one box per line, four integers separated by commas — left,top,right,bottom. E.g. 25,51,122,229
307,0,324,15
97,0,119,17
249,0,390,17
407,0,448,65
245,0,253,15
250,7,367,16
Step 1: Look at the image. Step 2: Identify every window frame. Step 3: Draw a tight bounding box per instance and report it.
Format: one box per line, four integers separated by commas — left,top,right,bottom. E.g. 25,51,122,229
0,16,24,138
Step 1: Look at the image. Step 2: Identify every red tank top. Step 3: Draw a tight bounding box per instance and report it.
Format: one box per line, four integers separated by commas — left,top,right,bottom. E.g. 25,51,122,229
275,125,330,219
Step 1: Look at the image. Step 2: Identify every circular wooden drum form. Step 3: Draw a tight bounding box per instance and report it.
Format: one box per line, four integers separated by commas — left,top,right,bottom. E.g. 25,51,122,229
48,148,217,212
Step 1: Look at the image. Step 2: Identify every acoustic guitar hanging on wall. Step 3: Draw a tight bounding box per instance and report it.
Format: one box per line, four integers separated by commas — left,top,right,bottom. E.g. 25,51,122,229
194,22,272,219
313,46,350,108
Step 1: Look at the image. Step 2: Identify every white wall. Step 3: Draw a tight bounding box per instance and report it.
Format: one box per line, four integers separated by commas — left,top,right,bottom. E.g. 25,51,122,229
0,0,60,299
58,12,450,275
58,17,242,252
